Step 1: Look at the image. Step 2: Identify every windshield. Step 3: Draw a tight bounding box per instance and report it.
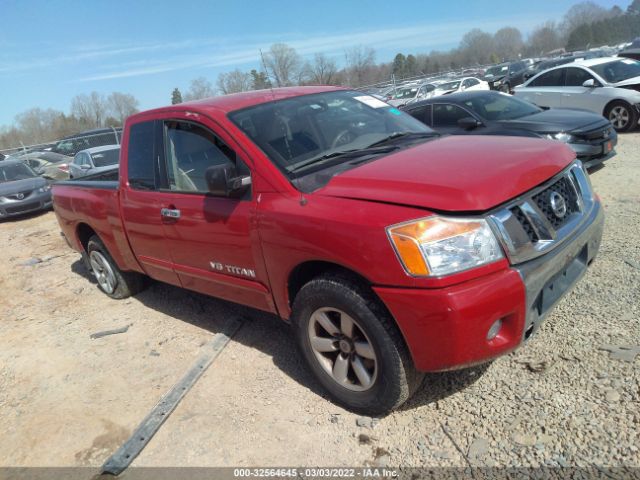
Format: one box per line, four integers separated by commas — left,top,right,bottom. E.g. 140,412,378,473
485,65,508,76
463,93,541,121
438,81,460,91
590,59,640,83
90,148,120,167
391,87,419,99
228,90,433,176
0,163,37,183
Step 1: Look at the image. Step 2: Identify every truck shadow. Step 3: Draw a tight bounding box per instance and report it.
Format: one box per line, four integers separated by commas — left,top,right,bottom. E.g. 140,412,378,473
70,258,489,414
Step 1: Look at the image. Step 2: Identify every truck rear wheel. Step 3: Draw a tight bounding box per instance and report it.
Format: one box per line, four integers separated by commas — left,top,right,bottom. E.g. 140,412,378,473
291,274,423,415
86,235,146,299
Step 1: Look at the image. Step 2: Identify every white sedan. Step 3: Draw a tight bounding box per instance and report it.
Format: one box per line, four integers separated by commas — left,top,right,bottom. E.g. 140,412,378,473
514,57,640,132
431,77,489,97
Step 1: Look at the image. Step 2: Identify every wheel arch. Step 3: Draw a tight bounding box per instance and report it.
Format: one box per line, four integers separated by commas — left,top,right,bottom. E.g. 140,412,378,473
287,260,372,309
76,222,98,252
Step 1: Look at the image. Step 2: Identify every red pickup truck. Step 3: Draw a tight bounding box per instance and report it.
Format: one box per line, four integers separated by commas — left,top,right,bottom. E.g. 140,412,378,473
53,86,604,414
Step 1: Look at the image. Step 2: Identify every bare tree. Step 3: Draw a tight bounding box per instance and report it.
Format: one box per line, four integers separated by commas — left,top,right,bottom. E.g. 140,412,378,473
184,77,215,101
216,69,252,94
344,45,376,87
71,94,93,125
264,43,302,87
493,27,523,61
306,53,338,85
70,92,107,128
108,92,139,125
562,1,613,35
527,21,563,55
459,29,495,65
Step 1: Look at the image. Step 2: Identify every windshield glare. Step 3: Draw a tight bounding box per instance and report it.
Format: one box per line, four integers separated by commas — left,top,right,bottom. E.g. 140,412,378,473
229,90,433,175
438,81,460,91
391,87,418,99
91,148,120,167
0,163,37,183
590,59,640,83
486,65,508,76
463,93,541,121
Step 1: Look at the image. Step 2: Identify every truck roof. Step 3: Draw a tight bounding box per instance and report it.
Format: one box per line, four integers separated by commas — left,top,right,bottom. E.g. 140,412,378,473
128,86,344,121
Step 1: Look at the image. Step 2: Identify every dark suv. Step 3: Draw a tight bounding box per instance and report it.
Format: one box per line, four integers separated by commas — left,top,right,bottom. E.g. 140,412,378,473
484,61,534,93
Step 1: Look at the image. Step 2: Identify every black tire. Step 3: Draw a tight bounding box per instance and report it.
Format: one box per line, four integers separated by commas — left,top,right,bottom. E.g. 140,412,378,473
604,100,638,133
291,273,423,415
86,235,146,299
500,83,510,94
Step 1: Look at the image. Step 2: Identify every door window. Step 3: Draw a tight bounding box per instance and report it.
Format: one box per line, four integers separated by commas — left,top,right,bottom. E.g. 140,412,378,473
163,121,243,194
127,121,156,190
530,68,565,87
565,67,597,86
432,104,469,127
406,105,432,126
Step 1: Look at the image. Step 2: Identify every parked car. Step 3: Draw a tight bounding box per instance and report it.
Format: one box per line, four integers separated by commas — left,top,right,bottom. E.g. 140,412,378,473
401,91,617,169
0,160,52,218
51,128,122,157
15,151,72,174
523,56,580,81
432,77,489,96
484,61,532,93
386,82,440,107
52,86,603,415
514,57,640,132
69,145,120,179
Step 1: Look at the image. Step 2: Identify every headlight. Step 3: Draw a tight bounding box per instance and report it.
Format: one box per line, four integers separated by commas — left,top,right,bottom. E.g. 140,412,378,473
38,185,51,193
387,216,504,277
545,132,575,143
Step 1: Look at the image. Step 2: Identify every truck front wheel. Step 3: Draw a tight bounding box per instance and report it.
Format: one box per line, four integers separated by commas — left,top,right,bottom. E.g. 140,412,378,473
86,235,146,299
291,274,423,415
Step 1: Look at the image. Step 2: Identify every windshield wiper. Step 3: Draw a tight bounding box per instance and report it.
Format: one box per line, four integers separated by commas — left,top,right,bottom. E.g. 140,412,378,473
366,131,436,148
287,145,398,174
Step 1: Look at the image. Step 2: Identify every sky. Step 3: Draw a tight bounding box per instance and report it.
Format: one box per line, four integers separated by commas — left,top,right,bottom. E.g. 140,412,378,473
0,0,627,127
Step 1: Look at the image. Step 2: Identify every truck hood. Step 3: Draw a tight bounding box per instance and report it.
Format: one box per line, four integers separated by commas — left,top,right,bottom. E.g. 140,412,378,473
316,135,576,212
0,177,46,196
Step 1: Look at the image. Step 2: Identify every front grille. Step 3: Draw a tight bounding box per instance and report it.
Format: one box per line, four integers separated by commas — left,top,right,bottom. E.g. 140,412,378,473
510,206,538,242
531,176,579,229
574,126,612,143
5,201,40,214
489,163,594,265
6,190,33,201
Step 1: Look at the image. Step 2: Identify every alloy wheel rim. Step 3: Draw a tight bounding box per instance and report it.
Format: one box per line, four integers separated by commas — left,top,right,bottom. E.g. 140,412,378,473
307,307,378,391
609,106,629,129
89,251,117,294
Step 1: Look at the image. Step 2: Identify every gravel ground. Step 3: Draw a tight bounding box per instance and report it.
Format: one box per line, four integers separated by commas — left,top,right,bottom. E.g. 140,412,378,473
0,133,638,475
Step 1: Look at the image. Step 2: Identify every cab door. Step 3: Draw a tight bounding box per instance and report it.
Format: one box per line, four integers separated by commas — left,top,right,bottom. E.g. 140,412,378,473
154,116,275,313
120,119,182,286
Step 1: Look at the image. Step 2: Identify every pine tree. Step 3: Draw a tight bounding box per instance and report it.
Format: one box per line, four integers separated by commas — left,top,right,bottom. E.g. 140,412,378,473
171,88,183,105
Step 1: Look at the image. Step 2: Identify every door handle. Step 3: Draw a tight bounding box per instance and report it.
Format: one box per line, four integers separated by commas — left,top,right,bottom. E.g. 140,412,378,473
161,208,181,219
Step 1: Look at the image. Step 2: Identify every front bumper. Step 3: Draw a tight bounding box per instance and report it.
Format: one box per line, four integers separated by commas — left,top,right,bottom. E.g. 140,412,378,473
374,200,604,372
569,134,618,169
0,191,52,218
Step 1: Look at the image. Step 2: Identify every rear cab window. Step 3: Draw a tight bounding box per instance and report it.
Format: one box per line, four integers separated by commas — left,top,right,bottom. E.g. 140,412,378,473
127,121,157,190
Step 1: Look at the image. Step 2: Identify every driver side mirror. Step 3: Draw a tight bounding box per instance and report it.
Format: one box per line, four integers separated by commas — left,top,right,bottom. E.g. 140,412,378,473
80,164,91,170
582,79,597,88
458,117,481,130
205,164,251,197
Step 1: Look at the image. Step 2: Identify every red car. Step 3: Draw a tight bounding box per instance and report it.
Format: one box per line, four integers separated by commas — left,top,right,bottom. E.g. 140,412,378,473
52,86,604,414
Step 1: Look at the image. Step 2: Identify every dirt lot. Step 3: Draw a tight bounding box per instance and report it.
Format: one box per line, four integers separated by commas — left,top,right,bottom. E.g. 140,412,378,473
1,134,638,474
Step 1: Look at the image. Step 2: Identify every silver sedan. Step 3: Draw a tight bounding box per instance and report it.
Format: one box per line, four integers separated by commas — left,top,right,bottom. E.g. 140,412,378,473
514,57,640,132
